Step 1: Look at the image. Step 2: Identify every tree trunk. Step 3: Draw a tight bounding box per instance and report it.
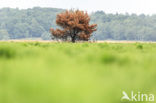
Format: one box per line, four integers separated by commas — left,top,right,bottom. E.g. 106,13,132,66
72,36,76,43
71,30,76,43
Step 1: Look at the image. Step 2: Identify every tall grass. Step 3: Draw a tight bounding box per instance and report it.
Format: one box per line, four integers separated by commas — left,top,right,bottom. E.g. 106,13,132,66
0,42,156,103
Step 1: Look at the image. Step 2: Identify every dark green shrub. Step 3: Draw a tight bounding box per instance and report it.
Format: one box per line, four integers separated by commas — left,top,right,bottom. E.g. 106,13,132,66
137,44,143,49
101,53,117,64
0,47,16,59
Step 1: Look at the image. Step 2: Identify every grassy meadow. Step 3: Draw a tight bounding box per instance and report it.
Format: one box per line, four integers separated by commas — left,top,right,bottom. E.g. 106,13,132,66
0,42,156,103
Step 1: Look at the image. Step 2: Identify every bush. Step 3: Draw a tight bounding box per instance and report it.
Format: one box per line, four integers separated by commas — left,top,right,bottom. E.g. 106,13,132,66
137,44,143,49
0,47,16,59
101,53,117,64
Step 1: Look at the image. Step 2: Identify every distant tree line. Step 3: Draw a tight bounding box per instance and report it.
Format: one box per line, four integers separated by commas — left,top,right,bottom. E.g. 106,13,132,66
0,7,64,40
91,11,156,41
0,7,156,41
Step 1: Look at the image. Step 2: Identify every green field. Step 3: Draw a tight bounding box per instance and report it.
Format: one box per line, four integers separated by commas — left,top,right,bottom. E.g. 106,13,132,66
0,42,156,103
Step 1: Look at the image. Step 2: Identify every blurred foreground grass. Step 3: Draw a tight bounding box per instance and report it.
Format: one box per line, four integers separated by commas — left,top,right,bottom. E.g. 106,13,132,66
0,42,156,103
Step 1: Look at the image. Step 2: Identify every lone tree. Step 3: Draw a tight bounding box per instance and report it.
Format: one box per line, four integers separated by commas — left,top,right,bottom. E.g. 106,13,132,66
50,10,97,43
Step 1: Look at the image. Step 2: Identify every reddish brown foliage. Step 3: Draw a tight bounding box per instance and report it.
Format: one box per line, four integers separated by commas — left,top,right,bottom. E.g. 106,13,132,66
50,10,97,42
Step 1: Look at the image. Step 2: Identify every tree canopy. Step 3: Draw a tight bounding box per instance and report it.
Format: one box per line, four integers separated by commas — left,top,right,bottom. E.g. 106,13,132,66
50,10,97,42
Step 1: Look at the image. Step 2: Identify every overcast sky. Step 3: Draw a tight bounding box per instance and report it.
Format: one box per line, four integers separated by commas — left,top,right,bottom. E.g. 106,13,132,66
0,0,156,14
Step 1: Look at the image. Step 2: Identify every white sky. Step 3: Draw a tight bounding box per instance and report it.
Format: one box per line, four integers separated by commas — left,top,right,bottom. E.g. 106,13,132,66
0,0,156,14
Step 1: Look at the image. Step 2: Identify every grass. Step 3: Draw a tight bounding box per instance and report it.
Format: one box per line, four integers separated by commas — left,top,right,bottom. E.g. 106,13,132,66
0,42,156,103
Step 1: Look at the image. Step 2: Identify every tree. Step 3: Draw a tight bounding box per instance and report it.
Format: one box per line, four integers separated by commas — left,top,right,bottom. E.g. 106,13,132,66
41,32,51,40
0,29,10,40
50,10,97,43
